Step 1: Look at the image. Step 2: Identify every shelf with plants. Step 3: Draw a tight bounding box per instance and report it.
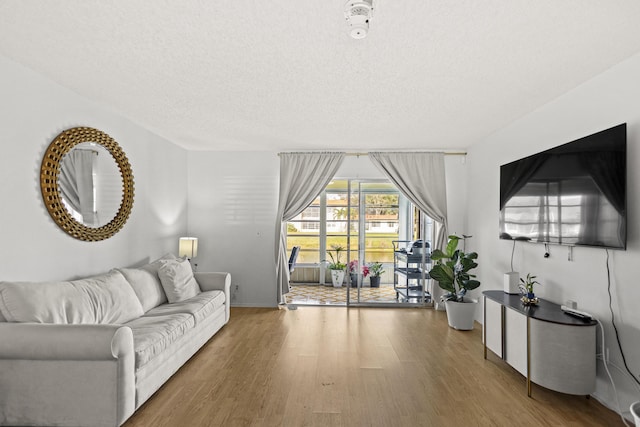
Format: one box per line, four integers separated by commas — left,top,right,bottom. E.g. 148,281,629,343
392,241,431,303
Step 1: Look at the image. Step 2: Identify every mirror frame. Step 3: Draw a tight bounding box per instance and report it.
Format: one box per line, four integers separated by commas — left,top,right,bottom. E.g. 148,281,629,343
40,127,135,241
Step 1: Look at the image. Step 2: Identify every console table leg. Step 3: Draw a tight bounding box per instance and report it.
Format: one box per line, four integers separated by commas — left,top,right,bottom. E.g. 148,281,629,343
483,296,487,359
527,316,532,397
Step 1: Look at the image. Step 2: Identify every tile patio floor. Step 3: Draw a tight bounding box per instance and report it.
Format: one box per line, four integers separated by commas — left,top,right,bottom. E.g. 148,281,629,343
286,283,429,306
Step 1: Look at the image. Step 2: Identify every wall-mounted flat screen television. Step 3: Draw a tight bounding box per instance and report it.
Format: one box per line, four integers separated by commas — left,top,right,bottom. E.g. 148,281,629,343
499,124,627,250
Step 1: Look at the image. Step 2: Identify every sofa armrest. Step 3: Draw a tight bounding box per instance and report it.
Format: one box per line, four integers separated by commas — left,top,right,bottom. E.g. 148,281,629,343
194,271,230,292
0,323,133,360
0,323,135,427
194,272,231,323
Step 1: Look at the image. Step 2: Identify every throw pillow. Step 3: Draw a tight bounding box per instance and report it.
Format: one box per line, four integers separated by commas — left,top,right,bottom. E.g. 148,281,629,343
117,253,176,311
0,270,145,324
157,257,201,303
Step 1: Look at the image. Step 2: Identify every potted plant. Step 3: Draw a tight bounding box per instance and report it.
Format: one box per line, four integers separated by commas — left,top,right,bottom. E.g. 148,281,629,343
519,273,540,305
348,260,360,288
428,235,481,330
327,245,346,287
366,262,384,288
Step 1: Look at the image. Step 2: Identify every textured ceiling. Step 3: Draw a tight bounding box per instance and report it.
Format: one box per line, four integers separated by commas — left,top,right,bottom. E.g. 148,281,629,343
2,1,640,152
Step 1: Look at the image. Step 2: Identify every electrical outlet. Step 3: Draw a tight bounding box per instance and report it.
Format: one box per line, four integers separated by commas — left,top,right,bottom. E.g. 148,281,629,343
235,284,239,291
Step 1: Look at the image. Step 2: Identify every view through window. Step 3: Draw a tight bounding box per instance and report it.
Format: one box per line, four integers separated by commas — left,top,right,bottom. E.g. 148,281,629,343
287,179,427,268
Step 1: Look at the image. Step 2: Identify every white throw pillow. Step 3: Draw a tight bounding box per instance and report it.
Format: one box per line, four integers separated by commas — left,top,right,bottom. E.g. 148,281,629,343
0,270,144,324
117,253,176,311
157,258,201,303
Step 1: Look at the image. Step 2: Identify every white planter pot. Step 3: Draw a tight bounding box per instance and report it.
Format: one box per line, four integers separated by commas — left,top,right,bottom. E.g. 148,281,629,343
444,299,478,330
330,270,345,287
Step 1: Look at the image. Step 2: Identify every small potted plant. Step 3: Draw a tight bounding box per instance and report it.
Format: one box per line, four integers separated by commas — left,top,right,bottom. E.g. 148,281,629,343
327,245,346,287
519,273,540,305
428,235,481,330
366,262,385,288
348,260,360,288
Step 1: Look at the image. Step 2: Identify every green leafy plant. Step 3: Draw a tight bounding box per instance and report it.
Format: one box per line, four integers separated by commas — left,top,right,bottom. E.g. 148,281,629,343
428,235,480,302
327,244,346,270
367,262,385,277
519,273,540,295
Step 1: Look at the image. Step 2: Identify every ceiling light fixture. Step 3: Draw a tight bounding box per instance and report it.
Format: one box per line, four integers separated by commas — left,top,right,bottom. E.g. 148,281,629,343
344,0,374,39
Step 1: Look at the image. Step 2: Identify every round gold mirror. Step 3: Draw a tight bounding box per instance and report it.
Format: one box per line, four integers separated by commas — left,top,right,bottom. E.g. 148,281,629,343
40,127,134,241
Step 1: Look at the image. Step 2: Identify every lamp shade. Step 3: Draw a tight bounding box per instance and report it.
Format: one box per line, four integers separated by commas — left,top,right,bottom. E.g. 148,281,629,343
179,237,198,258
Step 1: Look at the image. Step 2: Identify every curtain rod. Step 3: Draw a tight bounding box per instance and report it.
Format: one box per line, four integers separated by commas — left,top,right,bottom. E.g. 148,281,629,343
344,151,467,157
277,151,467,156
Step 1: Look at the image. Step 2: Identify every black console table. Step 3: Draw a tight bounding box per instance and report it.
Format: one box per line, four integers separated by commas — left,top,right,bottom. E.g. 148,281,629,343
483,290,596,397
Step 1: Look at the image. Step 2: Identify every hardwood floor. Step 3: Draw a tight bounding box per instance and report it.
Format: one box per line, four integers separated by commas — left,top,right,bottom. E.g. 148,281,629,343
124,307,620,426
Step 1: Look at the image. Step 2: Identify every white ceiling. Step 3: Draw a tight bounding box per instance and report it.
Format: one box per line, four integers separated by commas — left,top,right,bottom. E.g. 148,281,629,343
2,1,640,152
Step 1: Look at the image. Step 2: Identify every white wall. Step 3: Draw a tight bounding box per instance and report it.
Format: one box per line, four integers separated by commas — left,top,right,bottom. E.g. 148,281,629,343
467,53,640,414
0,55,188,280
187,151,280,307
187,152,467,307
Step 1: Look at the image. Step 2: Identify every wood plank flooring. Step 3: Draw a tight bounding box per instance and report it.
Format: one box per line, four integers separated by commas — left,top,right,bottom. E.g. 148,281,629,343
124,307,621,426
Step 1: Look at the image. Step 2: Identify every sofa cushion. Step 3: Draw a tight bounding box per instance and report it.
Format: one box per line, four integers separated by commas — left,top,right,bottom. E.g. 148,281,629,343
116,254,175,312
144,290,225,325
157,258,201,303
0,270,144,324
125,313,195,368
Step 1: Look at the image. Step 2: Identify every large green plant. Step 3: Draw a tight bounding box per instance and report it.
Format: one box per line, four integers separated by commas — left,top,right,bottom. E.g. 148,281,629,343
428,235,480,302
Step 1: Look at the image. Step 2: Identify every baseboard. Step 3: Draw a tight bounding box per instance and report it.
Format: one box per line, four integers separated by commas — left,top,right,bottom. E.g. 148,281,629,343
230,302,278,308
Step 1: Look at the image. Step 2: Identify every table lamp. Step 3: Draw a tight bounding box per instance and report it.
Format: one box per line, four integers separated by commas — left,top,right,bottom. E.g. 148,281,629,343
179,237,198,260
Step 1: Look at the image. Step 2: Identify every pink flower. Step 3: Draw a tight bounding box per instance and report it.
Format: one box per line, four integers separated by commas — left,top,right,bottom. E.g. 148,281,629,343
348,260,359,273
362,266,370,278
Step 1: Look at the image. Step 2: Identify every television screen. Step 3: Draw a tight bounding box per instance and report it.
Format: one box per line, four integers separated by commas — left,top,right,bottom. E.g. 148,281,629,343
499,124,626,249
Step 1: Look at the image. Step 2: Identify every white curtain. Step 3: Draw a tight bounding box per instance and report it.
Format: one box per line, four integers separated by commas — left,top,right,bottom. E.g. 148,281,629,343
368,152,448,303
59,150,96,226
274,152,345,304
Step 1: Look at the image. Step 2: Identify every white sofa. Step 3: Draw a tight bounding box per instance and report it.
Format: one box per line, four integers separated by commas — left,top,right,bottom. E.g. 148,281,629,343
0,255,231,427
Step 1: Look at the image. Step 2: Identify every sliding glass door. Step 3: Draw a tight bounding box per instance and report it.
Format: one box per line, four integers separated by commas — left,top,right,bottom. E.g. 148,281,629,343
286,178,432,307
346,180,415,305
